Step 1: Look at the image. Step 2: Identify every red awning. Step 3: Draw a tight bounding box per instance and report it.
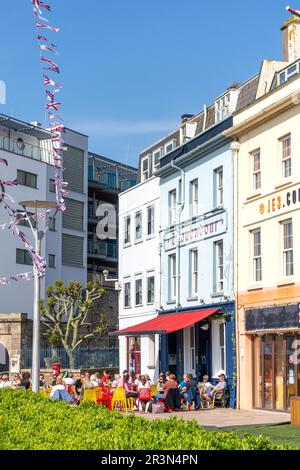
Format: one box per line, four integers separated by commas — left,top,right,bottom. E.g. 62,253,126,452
113,308,220,336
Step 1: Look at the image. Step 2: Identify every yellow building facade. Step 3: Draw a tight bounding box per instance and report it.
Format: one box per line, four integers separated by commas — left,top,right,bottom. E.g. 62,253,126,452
226,17,300,410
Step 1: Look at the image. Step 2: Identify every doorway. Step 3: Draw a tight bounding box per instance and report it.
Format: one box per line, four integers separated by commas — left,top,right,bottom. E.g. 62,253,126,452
252,333,300,410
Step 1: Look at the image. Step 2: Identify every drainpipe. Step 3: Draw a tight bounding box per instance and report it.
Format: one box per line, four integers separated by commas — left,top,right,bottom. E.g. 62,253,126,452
230,141,240,409
202,104,207,132
170,160,186,308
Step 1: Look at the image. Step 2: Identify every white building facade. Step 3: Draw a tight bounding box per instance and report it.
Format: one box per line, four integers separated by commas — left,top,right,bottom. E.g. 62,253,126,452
117,176,160,382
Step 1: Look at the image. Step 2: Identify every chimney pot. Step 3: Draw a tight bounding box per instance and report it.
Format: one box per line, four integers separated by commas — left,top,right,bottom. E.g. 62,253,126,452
281,16,300,63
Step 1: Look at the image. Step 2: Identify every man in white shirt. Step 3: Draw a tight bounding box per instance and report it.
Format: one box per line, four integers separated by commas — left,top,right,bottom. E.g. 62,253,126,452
0,373,12,389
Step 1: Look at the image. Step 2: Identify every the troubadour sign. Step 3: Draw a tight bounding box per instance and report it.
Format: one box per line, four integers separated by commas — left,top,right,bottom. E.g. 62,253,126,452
163,210,228,251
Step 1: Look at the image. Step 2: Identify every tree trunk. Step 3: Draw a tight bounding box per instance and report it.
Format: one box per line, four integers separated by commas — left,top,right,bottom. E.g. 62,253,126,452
67,349,77,370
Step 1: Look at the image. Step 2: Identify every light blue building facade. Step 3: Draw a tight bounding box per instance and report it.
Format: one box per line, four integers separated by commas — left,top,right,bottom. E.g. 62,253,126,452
157,117,236,407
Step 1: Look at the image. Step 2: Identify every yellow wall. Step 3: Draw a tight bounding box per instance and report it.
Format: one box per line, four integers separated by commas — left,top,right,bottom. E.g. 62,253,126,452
233,75,300,409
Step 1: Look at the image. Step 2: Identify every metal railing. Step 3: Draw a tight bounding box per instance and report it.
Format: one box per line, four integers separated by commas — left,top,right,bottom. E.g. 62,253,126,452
0,135,52,162
22,347,119,370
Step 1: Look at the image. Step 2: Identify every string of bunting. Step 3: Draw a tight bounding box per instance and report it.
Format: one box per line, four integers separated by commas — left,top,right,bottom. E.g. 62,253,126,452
31,0,68,212
0,158,47,285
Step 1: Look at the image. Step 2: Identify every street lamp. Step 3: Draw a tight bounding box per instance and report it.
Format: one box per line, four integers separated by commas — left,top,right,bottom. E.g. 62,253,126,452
19,200,57,393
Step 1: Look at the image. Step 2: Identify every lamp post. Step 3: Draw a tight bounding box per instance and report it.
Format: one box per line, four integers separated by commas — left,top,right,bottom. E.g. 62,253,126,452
19,200,57,393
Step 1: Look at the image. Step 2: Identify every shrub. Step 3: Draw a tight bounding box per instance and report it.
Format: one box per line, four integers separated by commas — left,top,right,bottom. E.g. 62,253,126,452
0,389,294,450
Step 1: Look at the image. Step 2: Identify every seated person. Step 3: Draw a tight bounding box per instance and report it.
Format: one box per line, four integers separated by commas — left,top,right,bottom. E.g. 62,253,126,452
50,377,65,398
154,372,166,401
185,374,200,409
101,370,110,385
164,374,180,411
203,373,227,407
198,374,213,398
178,374,189,400
123,374,138,398
137,375,152,412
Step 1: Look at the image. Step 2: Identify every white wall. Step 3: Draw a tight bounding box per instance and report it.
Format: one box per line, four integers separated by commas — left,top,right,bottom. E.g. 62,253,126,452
118,176,160,381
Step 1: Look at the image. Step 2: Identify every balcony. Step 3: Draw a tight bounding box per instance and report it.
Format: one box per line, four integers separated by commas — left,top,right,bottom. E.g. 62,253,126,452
88,239,117,259
88,165,137,191
0,134,53,163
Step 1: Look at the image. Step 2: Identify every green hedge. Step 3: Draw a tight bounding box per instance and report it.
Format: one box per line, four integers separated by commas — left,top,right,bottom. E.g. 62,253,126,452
0,389,293,450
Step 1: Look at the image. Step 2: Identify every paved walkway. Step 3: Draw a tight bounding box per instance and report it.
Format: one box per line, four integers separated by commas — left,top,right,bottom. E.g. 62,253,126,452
136,408,290,428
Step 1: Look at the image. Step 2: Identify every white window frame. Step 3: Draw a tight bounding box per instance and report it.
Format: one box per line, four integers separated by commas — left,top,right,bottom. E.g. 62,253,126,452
141,155,150,182
169,189,177,225
282,219,294,277
252,228,262,283
124,215,131,245
215,240,224,293
164,139,176,155
190,179,199,217
189,326,195,374
252,149,261,191
214,167,223,207
190,249,198,297
147,274,155,304
124,280,131,308
169,254,176,301
280,134,292,179
215,93,230,123
152,149,161,172
211,319,226,378
135,277,143,306
147,205,155,236
135,211,142,241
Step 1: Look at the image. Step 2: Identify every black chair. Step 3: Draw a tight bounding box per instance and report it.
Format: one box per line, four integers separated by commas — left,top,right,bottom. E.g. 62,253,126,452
165,388,181,411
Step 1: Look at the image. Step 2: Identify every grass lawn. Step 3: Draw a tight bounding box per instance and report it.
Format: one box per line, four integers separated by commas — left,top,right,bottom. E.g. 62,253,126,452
220,424,300,449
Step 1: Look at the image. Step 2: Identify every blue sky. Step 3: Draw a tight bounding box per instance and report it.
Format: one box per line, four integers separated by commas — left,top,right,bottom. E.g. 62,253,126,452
0,0,293,167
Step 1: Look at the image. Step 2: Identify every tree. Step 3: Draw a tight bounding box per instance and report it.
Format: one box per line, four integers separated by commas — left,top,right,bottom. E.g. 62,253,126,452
40,280,108,369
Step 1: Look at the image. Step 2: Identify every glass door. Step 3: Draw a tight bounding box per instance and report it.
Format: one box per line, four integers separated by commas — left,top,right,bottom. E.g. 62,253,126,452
263,336,273,409
274,336,285,410
253,336,262,408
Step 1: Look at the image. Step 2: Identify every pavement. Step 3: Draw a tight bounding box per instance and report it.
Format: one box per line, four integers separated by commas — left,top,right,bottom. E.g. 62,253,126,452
134,407,291,428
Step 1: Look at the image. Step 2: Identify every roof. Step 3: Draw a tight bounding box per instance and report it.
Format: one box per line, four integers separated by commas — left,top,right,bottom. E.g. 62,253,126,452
235,75,260,112
0,113,53,140
89,152,138,172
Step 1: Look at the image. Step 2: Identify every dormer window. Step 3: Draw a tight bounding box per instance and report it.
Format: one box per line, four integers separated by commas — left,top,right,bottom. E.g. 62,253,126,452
153,149,161,172
215,93,230,123
141,155,150,181
165,139,176,155
272,60,300,89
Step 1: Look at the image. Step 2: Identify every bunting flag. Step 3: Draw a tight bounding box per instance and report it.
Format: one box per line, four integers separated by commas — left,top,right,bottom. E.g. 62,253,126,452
36,22,59,32
40,56,59,67
32,0,51,12
44,66,60,74
46,102,62,110
43,74,61,87
0,272,34,286
0,157,8,166
1,179,18,186
40,44,59,55
286,6,300,18
34,8,49,22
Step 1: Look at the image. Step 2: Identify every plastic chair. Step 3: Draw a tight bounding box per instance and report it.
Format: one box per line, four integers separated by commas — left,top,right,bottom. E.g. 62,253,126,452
82,387,98,404
150,385,157,397
126,397,135,411
111,387,127,412
96,386,112,409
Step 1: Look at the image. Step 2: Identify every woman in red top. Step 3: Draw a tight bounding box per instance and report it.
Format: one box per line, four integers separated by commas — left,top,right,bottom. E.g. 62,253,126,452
101,370,110,384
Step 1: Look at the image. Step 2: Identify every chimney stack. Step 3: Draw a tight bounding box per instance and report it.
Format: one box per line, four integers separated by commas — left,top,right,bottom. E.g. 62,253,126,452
281,16,300,63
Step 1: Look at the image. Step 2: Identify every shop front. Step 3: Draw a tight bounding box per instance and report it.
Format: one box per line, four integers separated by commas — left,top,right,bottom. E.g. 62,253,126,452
116,303,236,407
246,304,300,411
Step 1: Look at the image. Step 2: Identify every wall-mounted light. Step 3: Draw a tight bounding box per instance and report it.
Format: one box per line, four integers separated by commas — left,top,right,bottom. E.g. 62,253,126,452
200,323,210,331
200,298,205,304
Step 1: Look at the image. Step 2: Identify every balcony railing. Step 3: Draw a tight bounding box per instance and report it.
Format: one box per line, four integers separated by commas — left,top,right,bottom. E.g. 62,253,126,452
88,165,137,191
0,135,53,162
88,240,117,258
